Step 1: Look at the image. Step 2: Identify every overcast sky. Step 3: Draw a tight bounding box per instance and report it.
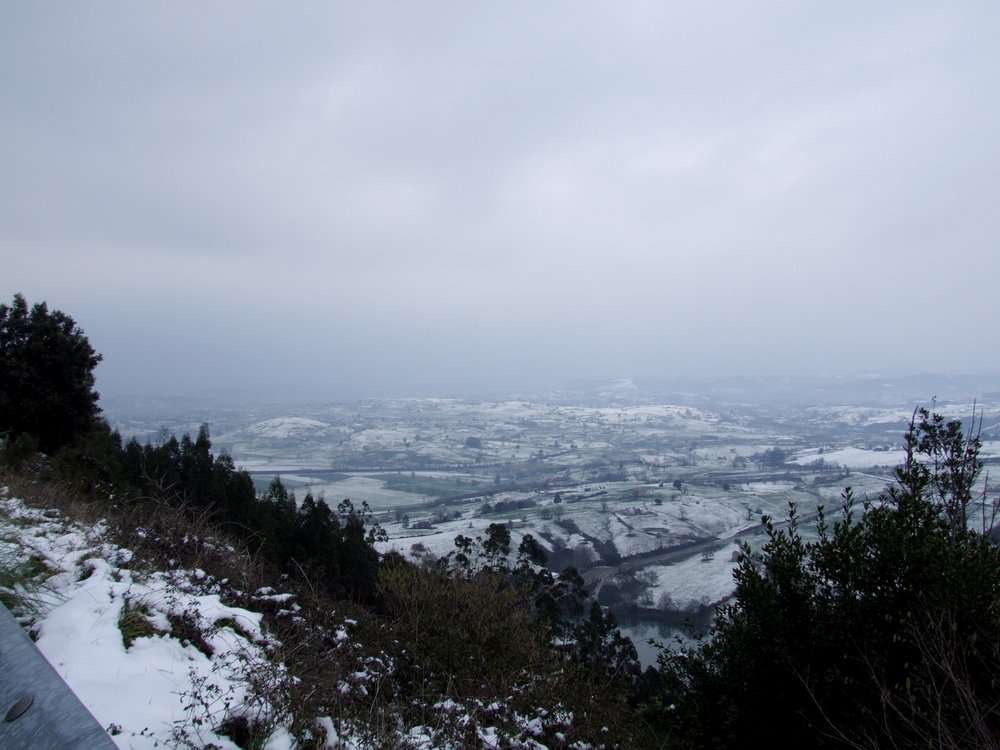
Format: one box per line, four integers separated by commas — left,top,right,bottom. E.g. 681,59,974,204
3,2,999,400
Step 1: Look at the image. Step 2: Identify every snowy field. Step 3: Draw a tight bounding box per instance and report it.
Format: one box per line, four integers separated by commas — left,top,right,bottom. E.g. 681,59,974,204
378,515,543,561
106,390,1000,601
792,447,908,469
276,474,429,509
195,392,973,604
644,542,743,610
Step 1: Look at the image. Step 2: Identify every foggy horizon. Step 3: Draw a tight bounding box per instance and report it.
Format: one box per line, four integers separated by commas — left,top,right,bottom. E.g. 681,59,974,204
95,370,1000,410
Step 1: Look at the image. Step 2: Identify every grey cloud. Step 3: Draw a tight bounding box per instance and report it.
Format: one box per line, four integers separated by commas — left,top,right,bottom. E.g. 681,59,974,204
2,2,999,398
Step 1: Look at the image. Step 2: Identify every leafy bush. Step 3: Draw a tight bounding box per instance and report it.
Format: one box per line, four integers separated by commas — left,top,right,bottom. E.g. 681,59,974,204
377,560,550,701
656,408,1000,748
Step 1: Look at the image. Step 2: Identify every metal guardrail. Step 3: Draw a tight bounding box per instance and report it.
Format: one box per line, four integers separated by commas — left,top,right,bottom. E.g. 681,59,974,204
0,601,118,749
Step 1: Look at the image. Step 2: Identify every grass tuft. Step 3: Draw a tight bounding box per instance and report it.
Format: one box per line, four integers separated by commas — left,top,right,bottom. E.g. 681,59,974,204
118,598,161,648
0,548,49,618
168,609,214,658
213,616,254,643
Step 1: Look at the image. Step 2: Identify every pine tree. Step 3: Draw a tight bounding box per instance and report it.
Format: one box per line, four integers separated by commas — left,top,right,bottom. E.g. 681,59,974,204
0,294,103,454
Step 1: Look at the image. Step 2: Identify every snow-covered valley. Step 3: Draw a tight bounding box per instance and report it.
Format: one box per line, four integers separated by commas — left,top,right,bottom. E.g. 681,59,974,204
104,380,1000,661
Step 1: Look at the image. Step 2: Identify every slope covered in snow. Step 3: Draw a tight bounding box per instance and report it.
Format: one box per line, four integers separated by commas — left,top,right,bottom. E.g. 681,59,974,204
0,485,627,749
0,492,289,750
230,417,335,441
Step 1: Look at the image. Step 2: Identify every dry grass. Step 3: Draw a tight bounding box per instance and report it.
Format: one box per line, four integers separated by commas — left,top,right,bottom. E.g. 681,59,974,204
118,597,162,648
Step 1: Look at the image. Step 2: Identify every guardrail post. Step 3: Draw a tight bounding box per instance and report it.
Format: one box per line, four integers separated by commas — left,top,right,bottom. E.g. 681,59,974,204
0,601,118,749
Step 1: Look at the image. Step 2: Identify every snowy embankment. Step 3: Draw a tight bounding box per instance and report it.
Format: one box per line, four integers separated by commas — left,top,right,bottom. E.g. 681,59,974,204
1,489,601,750
0,492,291,750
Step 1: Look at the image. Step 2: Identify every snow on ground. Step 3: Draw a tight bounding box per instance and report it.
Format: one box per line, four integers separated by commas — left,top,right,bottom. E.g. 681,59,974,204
806,406,915,427
344,428,406,448
2,488,587,750
563,505,616,544
608,513,656,557
979,440,1000,458
792,447,908,469
661,495,751,538
644,543,742,610
377,487,774,568
278,475,428,509
744,481,795,495
0,493,289,750
239,417,333,440
379,515,543,562
232,459,312,472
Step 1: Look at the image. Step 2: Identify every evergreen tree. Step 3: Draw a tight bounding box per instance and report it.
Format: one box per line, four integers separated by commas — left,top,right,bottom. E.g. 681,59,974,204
210,451,256,532
0,293,103,454
254,477,298,564
336,499,384,602
295,492,342,586
483,522,512,569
